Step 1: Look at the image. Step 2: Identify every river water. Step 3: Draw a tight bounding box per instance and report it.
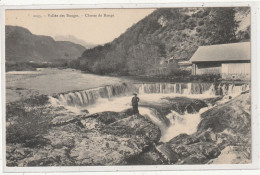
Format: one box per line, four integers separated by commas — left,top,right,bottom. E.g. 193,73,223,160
6,68,248,142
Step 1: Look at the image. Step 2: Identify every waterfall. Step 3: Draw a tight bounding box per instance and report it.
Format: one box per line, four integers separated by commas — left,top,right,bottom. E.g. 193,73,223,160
50,82,249,108
183,83,192,94
134,83,215,95
204,84,216,96
52,84,129,107
49,81,249,143
139,106,212,142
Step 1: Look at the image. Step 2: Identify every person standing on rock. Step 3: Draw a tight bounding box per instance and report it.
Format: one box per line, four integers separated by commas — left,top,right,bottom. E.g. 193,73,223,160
132,93,140,114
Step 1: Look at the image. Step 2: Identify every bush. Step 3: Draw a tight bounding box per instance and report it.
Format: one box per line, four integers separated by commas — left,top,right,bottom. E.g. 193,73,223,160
189,74,221,82
23,95,49,106
6,95,52,147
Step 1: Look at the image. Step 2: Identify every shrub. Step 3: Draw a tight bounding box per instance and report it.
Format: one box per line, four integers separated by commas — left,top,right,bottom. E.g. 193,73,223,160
171,68,191,77
23,95,49,106
189,74,221,82
6,95,52,147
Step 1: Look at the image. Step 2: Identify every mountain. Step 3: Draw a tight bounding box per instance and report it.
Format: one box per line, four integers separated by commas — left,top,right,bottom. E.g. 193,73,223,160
5,25,86,64
76,7,250,76
54,35,96,49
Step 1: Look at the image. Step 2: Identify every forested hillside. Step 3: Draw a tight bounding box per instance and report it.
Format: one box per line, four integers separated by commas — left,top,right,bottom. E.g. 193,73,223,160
6,26,86,64
74,7,250,76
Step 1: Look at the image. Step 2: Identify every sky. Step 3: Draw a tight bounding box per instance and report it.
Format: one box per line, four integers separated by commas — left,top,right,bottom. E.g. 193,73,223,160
5,9,155,45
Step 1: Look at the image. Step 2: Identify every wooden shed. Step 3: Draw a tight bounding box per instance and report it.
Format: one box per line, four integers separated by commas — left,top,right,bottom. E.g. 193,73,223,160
189,42,250,80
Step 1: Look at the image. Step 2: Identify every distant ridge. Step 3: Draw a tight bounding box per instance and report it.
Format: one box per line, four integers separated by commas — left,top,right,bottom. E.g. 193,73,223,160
5,25,86,64
54,35,96,49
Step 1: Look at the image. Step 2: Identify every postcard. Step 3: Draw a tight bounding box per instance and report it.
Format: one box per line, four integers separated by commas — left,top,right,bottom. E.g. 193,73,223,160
1,2,259,173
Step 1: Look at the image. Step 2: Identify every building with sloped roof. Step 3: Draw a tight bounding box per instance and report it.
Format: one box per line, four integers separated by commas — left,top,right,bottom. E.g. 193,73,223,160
189,42,250,80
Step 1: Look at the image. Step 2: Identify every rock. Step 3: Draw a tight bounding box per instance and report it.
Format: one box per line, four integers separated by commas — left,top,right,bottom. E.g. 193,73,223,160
156,144,179,163
124,146,167,165
181,154,208,164
203,96,223,106
208,146,251,164
196,130,217,142
156,92,251,165
201,144,221,159
198,93,251,134
51,115,79,126
168,133,199,145
94,111,129,125
68,114,161,165
7,111,161,166
163,97,208,114
81,109,89,113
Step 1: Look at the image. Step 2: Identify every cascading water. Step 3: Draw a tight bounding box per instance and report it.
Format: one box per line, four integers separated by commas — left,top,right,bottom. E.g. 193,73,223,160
49,82,249,142
52,84,129,107
161,106,212,142
50,82,249,108
134,82,214,95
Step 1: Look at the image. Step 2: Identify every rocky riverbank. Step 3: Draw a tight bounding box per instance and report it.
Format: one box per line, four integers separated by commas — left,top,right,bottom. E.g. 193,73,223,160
135,92,251,164
6,91,251,166
6,98,161,166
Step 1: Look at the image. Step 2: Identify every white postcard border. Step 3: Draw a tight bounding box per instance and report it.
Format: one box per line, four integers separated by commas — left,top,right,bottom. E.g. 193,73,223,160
0,1,259,173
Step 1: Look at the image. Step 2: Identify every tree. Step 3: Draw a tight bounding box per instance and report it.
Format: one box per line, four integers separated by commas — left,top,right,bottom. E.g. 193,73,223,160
158,43,167,58
204,8,238,44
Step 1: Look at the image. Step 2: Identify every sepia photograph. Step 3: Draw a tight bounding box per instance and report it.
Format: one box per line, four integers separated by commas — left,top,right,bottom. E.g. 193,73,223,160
3,6,253,169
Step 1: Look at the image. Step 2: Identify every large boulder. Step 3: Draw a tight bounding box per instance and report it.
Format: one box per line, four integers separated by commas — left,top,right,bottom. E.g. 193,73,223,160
154,92,251,164
6,111,161,166
163,97,208,114
197,93,251,134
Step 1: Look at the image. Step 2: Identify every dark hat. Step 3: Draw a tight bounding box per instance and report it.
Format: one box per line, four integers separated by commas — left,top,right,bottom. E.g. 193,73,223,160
133,93,137,95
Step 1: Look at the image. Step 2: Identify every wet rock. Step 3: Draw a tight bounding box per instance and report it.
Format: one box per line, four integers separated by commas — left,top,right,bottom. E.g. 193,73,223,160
156,92,251,165
168,133,199,145
203,96,223,106
81,109,89,113
163,97,208,114
134,105,171,126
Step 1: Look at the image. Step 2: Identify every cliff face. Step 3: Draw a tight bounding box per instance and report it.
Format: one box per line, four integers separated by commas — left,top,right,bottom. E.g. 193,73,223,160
5,25,86,64
77,7,250,76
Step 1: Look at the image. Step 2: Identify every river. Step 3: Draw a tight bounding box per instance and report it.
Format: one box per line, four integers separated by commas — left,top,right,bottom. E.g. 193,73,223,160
6,68,248,142
6,68,136,102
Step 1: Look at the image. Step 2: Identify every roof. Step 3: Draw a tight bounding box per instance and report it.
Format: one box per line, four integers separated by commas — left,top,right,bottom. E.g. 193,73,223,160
190,42,250,62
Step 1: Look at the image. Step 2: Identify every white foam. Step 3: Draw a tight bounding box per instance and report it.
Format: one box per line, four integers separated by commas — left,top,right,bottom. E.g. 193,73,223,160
159,106,212,142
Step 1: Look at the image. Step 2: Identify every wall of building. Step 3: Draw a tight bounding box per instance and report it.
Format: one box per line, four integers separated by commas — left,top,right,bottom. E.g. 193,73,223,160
192,62,221,75
222,63,250,80
192,61,250,81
